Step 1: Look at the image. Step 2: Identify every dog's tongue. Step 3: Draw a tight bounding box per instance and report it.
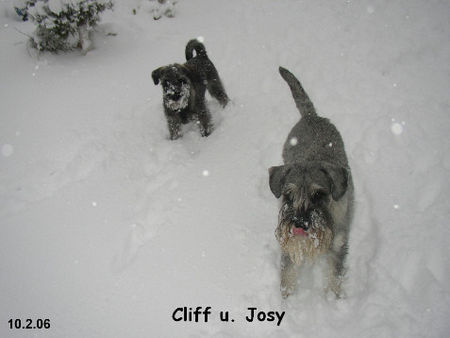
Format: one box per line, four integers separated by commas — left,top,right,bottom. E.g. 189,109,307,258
292,226,307,236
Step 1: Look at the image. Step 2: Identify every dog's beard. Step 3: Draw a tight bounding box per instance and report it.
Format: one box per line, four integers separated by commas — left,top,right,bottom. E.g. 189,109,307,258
163,83,191,111
276,204,332,265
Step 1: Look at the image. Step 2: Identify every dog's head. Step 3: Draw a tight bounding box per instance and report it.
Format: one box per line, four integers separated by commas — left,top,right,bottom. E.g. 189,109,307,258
152,64,192,111
269,162,348,259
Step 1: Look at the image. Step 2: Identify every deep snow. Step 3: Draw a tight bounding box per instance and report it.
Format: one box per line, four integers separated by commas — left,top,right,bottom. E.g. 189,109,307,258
1,0,449,337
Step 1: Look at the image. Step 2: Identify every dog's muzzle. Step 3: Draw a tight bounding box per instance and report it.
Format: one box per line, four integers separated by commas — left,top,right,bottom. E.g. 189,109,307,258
164,83,190,111
281,206,328,238
276,207,333,265
168,93,182,101
293,215,310,232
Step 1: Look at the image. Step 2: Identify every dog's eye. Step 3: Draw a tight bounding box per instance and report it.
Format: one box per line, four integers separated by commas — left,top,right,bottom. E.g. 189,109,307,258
283,194,293,205
310,190,327,204
179,79,186,85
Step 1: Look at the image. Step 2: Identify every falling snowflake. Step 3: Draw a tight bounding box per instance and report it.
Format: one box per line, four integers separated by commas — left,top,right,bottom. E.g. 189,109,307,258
391,122,404,135
290,137,298,146
1,144,14,157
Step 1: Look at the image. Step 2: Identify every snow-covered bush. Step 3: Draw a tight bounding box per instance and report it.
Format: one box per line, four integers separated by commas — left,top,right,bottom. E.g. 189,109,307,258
16,0,113,53
132,0,176,20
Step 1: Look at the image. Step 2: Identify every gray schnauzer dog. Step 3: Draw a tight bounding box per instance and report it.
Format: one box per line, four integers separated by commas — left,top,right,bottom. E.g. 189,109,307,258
269,67,354,299
152,39,229,140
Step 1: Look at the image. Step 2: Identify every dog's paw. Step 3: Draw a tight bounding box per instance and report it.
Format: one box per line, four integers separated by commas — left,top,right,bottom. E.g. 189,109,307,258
281,285,294,299
199,122,213,137
168,128,182,140
326,278,346,300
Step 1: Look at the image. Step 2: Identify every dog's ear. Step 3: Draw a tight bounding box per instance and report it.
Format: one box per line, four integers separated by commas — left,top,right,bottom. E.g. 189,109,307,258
151,67,165,85
320,163,349,200
269,165,287,198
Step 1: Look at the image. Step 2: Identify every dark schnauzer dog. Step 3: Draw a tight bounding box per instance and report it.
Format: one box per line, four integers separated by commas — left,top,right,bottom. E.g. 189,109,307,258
152,39,229,140
269,67,354,299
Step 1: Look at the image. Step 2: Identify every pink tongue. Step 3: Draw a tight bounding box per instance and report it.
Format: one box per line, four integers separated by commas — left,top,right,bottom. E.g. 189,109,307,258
292,226,307,236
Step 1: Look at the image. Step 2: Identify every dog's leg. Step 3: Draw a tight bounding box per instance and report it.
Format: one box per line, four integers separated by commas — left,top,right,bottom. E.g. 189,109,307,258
326,243,348,298
280,253,300,298
198,111,212,137
207,78,229,107
166,115,182,140
194,101,213,137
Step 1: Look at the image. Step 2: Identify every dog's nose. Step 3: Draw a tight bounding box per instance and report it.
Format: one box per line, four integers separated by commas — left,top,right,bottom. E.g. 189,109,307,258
293,216,310,231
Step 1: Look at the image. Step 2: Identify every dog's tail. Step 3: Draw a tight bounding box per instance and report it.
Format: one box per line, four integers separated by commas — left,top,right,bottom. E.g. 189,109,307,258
279,66,316,117
185,38,207,60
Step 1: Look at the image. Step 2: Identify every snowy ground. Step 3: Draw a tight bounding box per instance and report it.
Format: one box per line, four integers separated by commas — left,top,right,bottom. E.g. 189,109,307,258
1,0,449,337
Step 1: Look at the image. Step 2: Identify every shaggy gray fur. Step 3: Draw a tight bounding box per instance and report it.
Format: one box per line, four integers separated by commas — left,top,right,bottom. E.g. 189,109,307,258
152,39,229,140
269,67,354,298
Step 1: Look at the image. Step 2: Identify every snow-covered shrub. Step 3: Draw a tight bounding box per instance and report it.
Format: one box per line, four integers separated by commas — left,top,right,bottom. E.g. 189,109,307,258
0,0,27,21
14,0,36,21
132,0,176,20
17,0,113,53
